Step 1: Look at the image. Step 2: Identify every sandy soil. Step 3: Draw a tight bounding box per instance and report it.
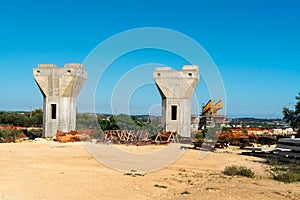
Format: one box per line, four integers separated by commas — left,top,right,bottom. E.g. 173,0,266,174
0,141,299,200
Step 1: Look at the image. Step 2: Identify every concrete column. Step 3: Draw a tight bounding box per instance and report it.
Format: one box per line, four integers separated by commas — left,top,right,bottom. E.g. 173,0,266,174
154,65,199,137
33,63,87,137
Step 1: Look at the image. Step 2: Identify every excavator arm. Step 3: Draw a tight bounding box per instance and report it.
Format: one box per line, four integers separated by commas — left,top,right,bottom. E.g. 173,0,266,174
202,99,213,115
202,99,222,115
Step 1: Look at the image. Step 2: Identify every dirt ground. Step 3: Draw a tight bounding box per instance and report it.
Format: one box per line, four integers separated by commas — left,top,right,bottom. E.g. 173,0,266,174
0,141,299,200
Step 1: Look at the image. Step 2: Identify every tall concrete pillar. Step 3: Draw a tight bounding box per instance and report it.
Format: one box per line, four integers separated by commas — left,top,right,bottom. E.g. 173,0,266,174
33,63,87,137
153,65,199,137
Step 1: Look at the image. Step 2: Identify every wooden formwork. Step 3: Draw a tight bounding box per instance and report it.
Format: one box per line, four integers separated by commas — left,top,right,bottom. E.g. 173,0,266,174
104,130,119,141
101,129,179,145
137,129,149,140
154,130,179,144
103,129,149,144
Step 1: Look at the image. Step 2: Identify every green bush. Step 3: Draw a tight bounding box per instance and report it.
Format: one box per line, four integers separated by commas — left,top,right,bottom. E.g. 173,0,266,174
271,164,287,172
238,166,255,178
223,165,239,176
0,129,20,143
223,165,255,178
271,164,300,183
274,172,300,183
194,132,204,142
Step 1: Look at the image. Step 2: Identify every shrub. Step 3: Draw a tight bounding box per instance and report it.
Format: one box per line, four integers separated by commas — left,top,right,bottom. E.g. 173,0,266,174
238,166,255,178
0,129,21,143
194,132,204,142
223,165,255,178
223,165,239,176
271,164,300,183
274,172,299,183
271,164,287,172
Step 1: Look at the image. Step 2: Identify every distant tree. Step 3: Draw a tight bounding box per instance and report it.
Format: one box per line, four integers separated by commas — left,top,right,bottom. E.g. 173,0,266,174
28,109,43,127
30,109,43,116
0,109,43,127
76,113,99,129
283,92,300,134
97,114,161,133
14,114,29,126
113,114,142,130
97,116,119,130
0,112,14,125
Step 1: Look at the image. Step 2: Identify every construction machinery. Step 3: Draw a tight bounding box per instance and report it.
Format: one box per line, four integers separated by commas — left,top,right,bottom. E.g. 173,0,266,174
202,99,223,116
199,99,226,129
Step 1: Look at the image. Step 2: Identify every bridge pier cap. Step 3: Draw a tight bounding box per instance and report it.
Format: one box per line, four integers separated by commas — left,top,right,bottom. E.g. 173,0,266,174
153,65,199,137
33,63,87,137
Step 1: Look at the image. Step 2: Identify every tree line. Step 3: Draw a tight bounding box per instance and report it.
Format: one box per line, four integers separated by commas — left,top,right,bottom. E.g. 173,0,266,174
77,113,162,136
0,110,162,136
0,109,43,127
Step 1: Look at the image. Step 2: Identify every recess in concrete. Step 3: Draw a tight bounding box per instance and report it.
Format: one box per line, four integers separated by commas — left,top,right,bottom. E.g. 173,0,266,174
153,65,199,137
33,63,87,137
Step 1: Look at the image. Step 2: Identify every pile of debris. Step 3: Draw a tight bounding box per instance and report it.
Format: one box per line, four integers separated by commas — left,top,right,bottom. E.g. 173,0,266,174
55,130,81,142
55,130,96,142
219,132,258,141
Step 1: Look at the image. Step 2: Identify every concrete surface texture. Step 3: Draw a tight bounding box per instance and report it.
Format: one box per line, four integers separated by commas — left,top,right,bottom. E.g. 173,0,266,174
153,65,199,137
33,63,87,137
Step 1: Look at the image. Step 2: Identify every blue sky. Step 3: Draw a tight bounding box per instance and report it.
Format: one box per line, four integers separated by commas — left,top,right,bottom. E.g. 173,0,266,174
0,0,299,118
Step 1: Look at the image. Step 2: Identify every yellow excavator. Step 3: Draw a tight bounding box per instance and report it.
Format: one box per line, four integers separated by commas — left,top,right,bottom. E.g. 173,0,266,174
202,99,223,116
199,99,223,129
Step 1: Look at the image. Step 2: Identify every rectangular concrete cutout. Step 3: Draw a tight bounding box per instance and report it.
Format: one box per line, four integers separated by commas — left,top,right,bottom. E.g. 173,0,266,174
171,105,177,120
51,104,56,120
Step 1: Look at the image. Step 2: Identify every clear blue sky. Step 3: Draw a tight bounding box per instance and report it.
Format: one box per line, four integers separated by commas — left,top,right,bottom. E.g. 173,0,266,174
0,0,299,118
